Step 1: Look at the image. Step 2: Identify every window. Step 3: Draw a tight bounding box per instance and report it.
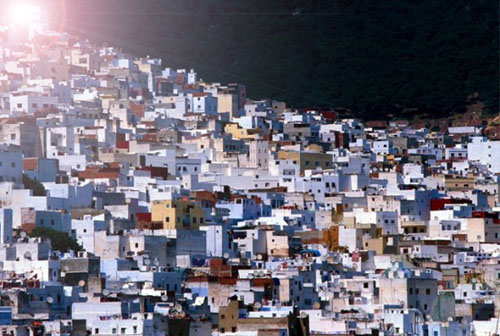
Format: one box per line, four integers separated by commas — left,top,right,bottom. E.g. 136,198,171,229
121,328,126,334
426,288,431,295
10,133,15,140
165,217,170,222
10,162,15,168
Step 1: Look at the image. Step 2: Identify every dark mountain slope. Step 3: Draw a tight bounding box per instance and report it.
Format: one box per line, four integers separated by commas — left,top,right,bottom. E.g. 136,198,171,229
48,0,499,118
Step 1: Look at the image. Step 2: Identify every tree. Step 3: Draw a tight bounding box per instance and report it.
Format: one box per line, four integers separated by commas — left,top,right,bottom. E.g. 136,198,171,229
28,227,83,253
22,175,46,197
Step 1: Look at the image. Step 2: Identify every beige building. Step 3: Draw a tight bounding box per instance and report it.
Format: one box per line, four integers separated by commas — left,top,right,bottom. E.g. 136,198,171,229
217,91,238,118
0,120,42,157
445,174,475,191
466,217,500,243
277,150,332,175
70,49,100,72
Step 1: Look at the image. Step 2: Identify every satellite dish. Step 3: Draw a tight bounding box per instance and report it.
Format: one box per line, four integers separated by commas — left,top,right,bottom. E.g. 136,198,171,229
161,295,168,302
276,302,282,310
24,251,32,260
20,231,27,238
154,258,160,266
174,303,182,311
178,311,186,318
103,289,110,296
300,312,308,319
254,302,262,309
256,254,263,260
471,278,477,283
248,274,254,280
78,280,86,287
46,296,53,304
60,271,66,278
223,252,229,259
313,302,320,309
144,259,151,265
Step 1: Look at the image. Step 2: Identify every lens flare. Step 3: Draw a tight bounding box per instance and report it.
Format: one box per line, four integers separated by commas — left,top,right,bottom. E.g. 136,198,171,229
9,3,41,25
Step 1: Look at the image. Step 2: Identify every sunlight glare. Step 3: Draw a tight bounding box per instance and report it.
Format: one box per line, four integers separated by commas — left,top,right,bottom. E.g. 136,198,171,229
9,3,41,26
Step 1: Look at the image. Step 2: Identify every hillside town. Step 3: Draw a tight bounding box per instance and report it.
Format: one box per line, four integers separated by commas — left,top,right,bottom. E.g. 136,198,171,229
0,5,499,336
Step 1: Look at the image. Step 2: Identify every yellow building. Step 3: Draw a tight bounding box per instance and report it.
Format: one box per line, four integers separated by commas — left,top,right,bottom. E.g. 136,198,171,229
224,123,259,140
151,199,205,230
